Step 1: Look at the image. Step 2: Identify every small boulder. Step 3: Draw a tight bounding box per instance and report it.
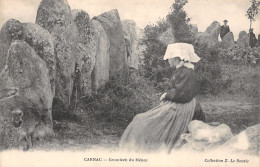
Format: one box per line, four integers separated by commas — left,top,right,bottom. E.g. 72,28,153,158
174,120,233,151
218,124,260,155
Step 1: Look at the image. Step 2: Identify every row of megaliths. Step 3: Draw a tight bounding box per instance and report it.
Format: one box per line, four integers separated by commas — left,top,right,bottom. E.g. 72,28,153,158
179,20,259,49
156,20,233,49
0,0,142,149
220,20,259,49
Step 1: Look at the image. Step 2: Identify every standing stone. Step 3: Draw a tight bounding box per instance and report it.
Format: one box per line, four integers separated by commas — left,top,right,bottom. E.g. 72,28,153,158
90,20,110,92
257,34,260,46
82,20,110,92
190,24,198,40
0,20,55,96
0,41,53,148
0,19,23,72
122,20,139,69
72,10,96,95
136,28,146,63
191,24,198,34
22,23,56,95
96,9,127,78
75,43,95,95
237,31,249,46
195,21,220,48
36,0,79,108
221,32,234,49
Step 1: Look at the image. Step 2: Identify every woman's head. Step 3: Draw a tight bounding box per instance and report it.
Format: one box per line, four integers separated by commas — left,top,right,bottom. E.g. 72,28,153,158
163,43,200,63
168,57,181,68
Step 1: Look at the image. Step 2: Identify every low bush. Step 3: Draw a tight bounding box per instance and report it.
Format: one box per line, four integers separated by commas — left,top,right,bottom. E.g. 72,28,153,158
78,71,161,130
194,44,223,95
219,45,260,65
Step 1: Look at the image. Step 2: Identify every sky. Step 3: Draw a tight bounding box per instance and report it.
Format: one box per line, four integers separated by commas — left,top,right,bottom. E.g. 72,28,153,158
0,0,259,40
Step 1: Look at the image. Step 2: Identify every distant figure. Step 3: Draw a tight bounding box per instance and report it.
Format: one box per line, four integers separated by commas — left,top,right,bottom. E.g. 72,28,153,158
124,37,131,58
71,63,81,110
220,20,230,40
249,28,257,48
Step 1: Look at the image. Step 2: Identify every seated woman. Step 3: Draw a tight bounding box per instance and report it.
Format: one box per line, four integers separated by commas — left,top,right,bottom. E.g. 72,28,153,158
119,43,205,153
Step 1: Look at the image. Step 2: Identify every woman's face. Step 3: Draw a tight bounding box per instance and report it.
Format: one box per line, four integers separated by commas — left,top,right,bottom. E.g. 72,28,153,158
168,57,181,68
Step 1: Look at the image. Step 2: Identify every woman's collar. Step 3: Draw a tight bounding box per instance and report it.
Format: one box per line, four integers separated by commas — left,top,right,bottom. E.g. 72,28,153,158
176,61,194,70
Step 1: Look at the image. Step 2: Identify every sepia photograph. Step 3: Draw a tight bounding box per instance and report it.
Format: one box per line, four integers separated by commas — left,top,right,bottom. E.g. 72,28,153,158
0,0,259,166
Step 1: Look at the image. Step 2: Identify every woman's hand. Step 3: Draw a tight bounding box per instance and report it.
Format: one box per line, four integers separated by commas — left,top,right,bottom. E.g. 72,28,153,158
160,93,167,101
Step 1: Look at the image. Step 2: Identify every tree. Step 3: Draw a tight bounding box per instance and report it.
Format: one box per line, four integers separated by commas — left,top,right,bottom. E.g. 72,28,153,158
140,19,169,81
246,0,260,29
166,0,192,43
141,0,193,82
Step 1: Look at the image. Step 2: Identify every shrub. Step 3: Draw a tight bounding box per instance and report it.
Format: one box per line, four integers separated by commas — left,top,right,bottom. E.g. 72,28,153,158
140,19,169,80
141,0,193,82
194,44,223,95
219,45,260,65
78,72,161,131
166,0,193,43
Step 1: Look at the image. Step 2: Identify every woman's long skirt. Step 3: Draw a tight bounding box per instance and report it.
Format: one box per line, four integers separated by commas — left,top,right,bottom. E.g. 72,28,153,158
119,98,197,153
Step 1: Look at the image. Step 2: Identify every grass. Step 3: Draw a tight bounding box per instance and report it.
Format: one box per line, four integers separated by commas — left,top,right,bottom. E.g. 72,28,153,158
12,64,260,151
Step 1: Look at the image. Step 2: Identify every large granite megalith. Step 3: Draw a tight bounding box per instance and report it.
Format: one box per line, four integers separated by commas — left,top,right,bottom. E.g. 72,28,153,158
96,9,127,78
22,23,56,95
72,10,96,95
0,19,56,96
36,0,80,107
0,41,53,148
195,21,220,48
88,20,110,92
122,20,139,70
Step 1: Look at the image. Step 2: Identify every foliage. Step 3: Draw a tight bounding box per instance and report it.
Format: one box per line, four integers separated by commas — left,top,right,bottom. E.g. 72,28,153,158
246,0,260,29
194,44,223,95
140,0,192,82
78,71,161,129
166,0,192,43
140,0,225,95
220,64,259,98
219,45,260,65
140,19,170,81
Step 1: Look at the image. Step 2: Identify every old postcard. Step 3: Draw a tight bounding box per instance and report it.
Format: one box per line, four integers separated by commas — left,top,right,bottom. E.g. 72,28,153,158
0,0,259,166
